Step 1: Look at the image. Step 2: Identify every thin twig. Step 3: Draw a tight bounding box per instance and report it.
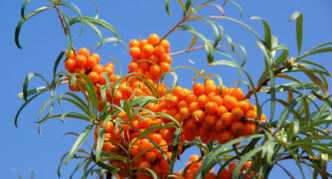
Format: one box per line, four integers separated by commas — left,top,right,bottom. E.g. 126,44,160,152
52,2,67,36
232,144,241,159
169,46,205,56
160,17,190,42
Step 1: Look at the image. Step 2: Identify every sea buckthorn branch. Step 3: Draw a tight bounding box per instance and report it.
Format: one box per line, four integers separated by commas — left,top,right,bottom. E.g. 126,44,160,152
160,16,190,42
52,1,68,38
169,46,205,56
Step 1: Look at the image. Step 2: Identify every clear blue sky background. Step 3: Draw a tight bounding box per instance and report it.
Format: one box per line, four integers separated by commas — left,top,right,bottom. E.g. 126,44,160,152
1,0,331,178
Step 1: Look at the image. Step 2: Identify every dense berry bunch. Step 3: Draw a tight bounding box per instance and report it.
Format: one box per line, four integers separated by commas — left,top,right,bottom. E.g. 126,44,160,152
64,47,119,92
128,34,172,82
63,34,265,178
174,80,266,144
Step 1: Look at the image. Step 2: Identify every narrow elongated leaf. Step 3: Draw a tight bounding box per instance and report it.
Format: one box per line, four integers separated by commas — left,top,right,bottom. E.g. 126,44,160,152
69,158,88,179
21,0,31,19
23,73,50,102
15,6,54,48
95,125,104,162
65,124,95,163
276,97,302,130
209,60,239,68
297,64,328,96
251,16,272,50
303,47,332,57
289,11,303,55
93,37,126,49
168,128,181,175
232,145,264,179
18,86,48,99
176,25,214,64
15,91,46,127
165,0,171,16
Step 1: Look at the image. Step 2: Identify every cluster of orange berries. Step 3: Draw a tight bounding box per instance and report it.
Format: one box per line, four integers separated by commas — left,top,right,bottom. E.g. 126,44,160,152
172,80,266,144
63,34,264,178
128,34,172,82
64,47,119,91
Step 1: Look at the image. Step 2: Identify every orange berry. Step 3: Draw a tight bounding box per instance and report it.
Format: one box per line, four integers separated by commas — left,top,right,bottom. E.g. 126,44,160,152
98,73,106,85
246,110,257,119
184,118,198,131
149,64,161,75
230,121,244,135
88,72,99,83
188,102,200,113
217,106,228,117
128,62,138,72
236,101,249,113
217,130,233,144
129,47,141,58
154,46,165,57
150,133,162,145
90,53,100,63
221,112,233,127
229,162,237,174
178,100,188,109
190,155,199,162
219,168,231,179
204,114,217,128
186,93,197,103
215,119,226,132
129,39,140,47
64,58,76,72
78,48,90,58
75,55,87,68
197,94,209,108
192,110,206,123
159,128,172,140
210,95,223,106
193,82,205,96
148,33,160,46
105,63,115,72
243,122,256,135
149,55,159,63
142,44,154,57
231,107,244,121
180,107,190,119
65,50,75,59
260,113,267,121
145,151,157,163
140,39,148,48
92,64,104,74
160,39,170,51
223,95,238,110
205,102,218,115
139,161,151,169
104,66,113,76
205,79,215,87
230,88,244,100
159,62,171,72
160,53,172,63
87,56,98,69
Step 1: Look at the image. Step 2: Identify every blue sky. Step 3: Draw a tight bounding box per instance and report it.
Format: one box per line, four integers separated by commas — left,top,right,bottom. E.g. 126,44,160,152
1,0,332,178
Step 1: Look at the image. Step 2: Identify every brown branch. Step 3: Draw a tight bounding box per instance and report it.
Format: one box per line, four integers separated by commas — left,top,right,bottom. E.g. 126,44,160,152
52,2,67,36
232,144,241,160
160,17,190,42
169,46,205,56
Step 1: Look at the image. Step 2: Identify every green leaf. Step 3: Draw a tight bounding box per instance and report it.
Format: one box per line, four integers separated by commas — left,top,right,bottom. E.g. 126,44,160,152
68,16,120,42
15,6,54,49
176,25,214,64
256,41,276,122
12,168,23,179
287,119,300,142
168,128,181,176
289,11,303,55
232,145,264,179
303,47,332,58
18,86,48,99
15,91,46,127
297,64,328,96
69,158,88,179
251,16,272,50
66,124,95,163
93,37,126,50
23,73,50,102
165,0,171,16
195,134,264,178
134,167,158,179
276,96,303,131
209,60,239,68
21,0,31,19
59,1,84,36
95,125,104,162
